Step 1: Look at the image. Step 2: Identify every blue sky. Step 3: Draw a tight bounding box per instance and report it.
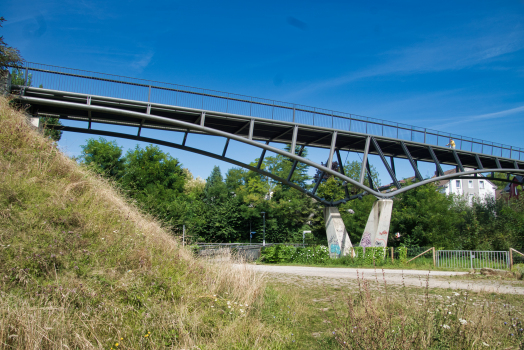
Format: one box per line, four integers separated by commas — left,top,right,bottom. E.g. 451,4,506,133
2,0,524,184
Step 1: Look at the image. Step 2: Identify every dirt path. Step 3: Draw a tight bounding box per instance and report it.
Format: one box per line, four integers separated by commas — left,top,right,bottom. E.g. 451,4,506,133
249,265,524,294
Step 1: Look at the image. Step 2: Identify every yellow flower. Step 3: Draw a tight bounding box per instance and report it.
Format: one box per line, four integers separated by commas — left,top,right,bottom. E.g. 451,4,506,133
144,334,149,337
120,338,123,340
115,343,119,347
148,332,151,334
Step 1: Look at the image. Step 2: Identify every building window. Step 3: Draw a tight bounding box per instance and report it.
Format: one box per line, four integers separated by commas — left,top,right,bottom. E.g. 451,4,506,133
469,193,474,204
468,180,473,188
456,180,461,188
479,181,484,189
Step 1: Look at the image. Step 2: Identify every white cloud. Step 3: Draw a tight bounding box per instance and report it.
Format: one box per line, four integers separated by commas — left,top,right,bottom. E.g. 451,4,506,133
285,29,524,99
430,105,524,130
129,52,154,72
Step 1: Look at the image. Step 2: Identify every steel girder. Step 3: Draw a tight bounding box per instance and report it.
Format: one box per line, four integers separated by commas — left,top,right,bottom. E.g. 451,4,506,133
15,88,524,206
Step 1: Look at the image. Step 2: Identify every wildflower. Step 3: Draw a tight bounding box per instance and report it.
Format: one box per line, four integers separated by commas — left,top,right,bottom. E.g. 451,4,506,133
115,343,119,347
240,309,244,313
482,342,489,347
442,325,450,329
453,292,460,296
459,318,467,325
211,306,214,308
228,305,231,308
120,338,123,340
227,301,231,305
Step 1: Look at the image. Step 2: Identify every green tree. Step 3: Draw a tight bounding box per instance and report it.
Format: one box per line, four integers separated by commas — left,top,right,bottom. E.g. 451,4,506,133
80,137,124,178
192,166,245,242
204,166,228,203
264,144,311,188
120,144,186,221
343,160,380,192
0,17,23,71
10,68,30,86
390,182,460,249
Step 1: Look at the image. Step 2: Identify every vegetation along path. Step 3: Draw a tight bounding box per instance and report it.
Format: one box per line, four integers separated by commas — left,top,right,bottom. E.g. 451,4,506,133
250,265,524,294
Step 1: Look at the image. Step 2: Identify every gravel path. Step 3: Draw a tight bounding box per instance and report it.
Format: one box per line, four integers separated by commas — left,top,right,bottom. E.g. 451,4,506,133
249,265,524,294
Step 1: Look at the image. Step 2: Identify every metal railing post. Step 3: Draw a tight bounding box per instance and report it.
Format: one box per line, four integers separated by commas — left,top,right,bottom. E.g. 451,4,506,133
24,66,28,86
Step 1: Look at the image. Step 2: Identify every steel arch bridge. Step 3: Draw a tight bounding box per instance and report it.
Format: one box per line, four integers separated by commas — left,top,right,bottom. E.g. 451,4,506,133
8,63,524,208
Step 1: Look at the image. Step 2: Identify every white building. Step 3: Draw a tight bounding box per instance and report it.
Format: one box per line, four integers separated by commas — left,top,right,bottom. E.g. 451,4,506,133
436,168,497,204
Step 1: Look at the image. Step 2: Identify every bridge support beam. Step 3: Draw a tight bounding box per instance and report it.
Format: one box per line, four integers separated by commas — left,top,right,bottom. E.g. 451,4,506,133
360,199,393,249
324,207,353,258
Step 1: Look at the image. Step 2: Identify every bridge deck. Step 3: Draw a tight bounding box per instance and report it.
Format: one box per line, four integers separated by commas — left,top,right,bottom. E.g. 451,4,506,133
18,86,523,171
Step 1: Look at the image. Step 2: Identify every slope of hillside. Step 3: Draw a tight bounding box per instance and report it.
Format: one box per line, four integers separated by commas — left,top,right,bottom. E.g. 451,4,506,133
0,97,294,349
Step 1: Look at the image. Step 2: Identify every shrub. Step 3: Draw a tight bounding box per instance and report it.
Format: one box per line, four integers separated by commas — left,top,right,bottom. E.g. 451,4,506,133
292,246,329,265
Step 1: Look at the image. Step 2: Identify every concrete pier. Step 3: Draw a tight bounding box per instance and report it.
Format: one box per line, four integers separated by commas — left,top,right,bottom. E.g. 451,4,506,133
360,199,393,248
324,207,353,258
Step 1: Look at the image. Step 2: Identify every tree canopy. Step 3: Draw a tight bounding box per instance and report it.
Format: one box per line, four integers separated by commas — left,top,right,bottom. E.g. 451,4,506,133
78,138,524,251
0,17,23,71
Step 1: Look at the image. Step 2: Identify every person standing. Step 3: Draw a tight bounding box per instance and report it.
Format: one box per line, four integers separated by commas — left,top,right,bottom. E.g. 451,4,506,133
446,138,456,149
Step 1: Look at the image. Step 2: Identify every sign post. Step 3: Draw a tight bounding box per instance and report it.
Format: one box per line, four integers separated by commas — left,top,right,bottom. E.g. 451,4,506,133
303,230,311,247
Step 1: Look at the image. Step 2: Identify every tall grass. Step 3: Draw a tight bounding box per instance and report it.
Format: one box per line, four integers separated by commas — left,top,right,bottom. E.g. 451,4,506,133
0,97,295,349
330,271,524,349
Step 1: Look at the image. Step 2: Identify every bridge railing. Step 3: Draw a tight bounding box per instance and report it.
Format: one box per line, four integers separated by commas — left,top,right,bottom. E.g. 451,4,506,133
15,62,524,161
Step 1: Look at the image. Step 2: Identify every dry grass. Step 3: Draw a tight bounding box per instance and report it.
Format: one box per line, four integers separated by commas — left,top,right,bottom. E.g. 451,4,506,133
329,272,524,349
0,97,295,349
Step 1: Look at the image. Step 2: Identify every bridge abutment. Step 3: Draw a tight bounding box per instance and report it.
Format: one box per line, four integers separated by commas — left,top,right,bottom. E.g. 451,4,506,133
0,70,11,96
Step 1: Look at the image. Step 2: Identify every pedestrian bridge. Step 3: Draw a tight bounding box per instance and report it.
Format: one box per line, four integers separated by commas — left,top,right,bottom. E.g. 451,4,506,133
9,62,524,207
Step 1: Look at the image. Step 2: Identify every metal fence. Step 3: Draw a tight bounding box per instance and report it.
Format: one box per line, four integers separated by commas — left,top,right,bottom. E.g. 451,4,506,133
436,250,510,269
12,62,524,161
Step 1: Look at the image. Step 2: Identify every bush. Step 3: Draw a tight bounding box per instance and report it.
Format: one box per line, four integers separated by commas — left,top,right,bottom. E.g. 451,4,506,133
261,245,329,264
292,246,329,264
261,245,296,263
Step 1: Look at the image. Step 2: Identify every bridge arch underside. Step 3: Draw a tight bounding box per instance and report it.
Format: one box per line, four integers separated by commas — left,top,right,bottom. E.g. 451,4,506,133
17,87,524,207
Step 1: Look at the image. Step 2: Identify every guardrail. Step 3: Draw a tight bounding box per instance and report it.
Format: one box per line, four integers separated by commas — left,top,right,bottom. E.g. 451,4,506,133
12,62,524,161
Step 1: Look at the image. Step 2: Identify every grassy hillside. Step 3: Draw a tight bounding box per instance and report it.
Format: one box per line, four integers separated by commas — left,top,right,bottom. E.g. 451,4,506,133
0,97,296,349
